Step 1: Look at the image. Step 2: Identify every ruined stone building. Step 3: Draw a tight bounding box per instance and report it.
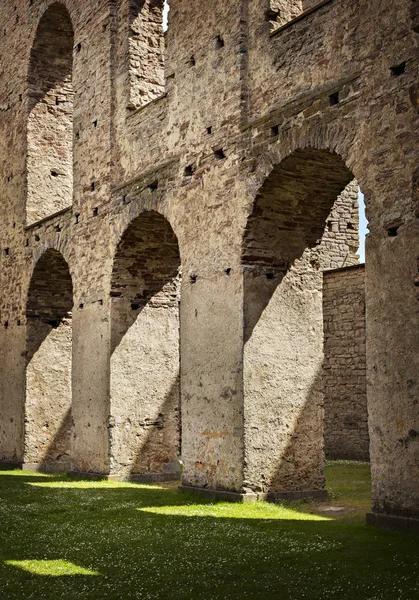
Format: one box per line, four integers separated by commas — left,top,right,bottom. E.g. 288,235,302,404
0,0,418,532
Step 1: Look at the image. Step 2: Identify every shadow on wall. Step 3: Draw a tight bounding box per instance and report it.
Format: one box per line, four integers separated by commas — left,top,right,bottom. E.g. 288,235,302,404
110,211,180,354
32,408,73,472
109,211,181,479
242,150,356,343
242,148,358,496
243,268,326,496
127,377,181,479
267,368,325,495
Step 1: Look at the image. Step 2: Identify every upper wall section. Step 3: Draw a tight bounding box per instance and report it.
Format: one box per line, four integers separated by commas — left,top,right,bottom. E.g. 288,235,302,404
27,3,74,224
129,0,165,109
116,0,249,182
1,0,418,234
268,0,327,29
115,0,165,112
247,0,418,121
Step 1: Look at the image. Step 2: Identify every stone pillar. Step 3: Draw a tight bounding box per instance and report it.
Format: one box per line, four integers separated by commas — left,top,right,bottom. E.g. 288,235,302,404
179,270,246,499
0,324,26,466
242,265,327,501
366,218,419,531
71,301,111,476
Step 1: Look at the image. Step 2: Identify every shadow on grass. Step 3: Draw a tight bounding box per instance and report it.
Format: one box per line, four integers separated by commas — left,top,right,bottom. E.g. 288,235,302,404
0,468,417,600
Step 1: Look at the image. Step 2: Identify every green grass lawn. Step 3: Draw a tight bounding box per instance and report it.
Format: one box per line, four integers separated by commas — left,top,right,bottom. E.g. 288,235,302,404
0,462,417,599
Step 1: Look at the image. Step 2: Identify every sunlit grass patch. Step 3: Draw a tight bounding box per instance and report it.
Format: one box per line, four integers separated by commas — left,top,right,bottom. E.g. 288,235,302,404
4,560,100,576
138,501,331,521
25,480,166,490
0,462,417,600
0,470,51,477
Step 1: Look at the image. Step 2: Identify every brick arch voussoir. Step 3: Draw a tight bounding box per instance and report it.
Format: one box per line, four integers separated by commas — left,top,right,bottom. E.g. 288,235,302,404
26,240,75,303
249,120,370,217
255,124,353,188
111,202,185,271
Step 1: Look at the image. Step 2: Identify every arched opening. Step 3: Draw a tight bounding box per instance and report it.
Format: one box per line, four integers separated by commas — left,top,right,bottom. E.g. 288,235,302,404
128,0,166,109
322,185,369,462
27,3,74,225
25,250,73,471
242,148,367,498
110,211,181,479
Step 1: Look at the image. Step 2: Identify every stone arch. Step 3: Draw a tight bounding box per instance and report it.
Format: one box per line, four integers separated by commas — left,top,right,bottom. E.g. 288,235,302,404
109,210,181,480
25,248,74,472
26,2,74,225
241,146,364,498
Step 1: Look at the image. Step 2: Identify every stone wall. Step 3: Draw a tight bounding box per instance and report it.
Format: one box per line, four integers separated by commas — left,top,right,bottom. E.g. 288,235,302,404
25,249,73,471
323,265,368,461
27,3,74,224
0,0,418,529
242,159,359,496
110,210,181,479
269,0,328,29
128,0,165,109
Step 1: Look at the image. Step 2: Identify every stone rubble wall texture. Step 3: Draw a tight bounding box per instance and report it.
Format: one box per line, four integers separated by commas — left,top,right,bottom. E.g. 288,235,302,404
109,210,181,479
323,265,368,462
26,2,74,224
0,0,418,525
128,0,165,110
25,249,73,470
269,0,326,29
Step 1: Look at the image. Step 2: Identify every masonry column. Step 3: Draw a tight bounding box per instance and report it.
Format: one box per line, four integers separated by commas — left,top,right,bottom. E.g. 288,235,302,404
71,299,111,475
180,269,246,498
366,170,419,531
0,325,26,466
68,3,115,475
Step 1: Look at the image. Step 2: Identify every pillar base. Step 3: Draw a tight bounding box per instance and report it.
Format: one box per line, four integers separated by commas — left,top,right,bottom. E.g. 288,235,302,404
179,485,259,502
366,512,419,534
69,470,180,483
108,472,180,483
22,462,71,474
266,489,328,502
179,485,328,503
68,470,109,480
